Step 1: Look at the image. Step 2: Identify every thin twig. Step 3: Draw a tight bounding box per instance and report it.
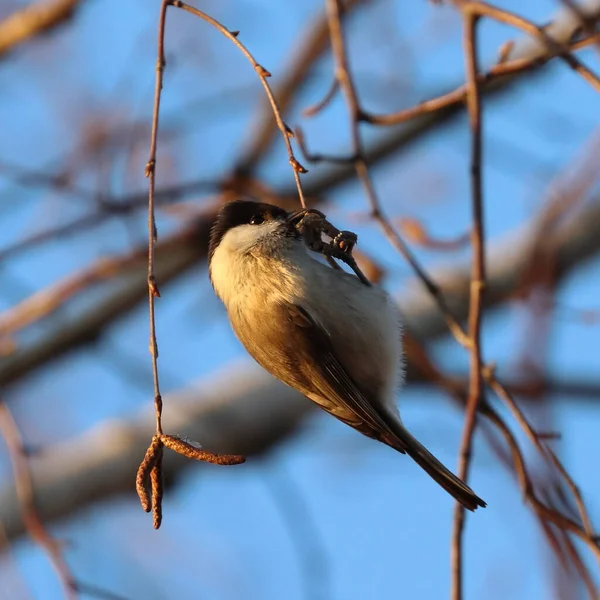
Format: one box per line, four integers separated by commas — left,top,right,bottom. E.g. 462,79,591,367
451,12,486,600
171,0,308,207
322,0,471,348
467,1,600,94
363,31,600,126
407,333,599,592
145,0,169,529
481,402,600,579
0,401,78,599
136,0,248,529
485,369,600,564
235,0,365,174
302,78,340,117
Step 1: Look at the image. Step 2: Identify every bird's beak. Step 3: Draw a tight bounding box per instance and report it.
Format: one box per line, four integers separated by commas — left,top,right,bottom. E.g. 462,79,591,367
286,208,325,227
286,209,307,227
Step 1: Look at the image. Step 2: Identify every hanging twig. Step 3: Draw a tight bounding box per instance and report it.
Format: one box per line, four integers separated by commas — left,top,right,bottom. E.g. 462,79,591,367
139,0,245,530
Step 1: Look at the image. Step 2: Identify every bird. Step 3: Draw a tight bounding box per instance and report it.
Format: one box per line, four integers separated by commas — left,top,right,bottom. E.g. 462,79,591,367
208,199,486,511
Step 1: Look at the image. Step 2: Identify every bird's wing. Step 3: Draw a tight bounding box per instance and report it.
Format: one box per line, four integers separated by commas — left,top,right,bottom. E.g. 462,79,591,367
235,301,487,510
269,302,405,450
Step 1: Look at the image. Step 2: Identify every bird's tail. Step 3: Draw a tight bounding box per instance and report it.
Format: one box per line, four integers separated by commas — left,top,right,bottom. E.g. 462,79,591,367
387,424,486,511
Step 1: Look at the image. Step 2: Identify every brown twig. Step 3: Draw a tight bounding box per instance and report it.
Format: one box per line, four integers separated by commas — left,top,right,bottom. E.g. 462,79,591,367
234,0,365,175
170,0,308,208
403,327,599,591
322,0,471,348
481,402,600,586
451,12,486,600
407,334,600,593
485,369,600,564
362,31,600,126
140,1,279,528
142,0,169,529
302,78,340,118
0,401,78,599
468,1,600,94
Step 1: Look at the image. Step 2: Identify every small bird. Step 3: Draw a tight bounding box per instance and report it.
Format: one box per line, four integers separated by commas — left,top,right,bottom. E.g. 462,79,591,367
208,200,486,511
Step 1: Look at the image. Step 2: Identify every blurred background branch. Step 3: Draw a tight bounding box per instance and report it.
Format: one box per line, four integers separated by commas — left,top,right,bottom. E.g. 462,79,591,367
0,0,82,59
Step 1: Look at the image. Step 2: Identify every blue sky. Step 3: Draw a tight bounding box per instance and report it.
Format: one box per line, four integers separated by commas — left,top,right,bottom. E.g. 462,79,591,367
0,0,599,598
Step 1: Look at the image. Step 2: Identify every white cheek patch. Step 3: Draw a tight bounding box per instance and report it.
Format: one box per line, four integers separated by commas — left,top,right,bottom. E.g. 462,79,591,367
223,221,281,254
209,243,233,302
210,221,282,305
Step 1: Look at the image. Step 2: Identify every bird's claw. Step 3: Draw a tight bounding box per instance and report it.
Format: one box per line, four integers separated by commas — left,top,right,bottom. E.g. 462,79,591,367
333,231,357,254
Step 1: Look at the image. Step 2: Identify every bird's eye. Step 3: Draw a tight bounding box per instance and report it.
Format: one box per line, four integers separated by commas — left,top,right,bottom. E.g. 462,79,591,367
249,214,265,225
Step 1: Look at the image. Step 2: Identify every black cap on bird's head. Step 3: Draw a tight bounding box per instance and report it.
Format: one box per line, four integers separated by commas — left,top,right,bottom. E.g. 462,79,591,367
208,200,291,261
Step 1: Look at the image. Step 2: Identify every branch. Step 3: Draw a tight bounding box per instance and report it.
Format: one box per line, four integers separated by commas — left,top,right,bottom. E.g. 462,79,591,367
322,0,471,347
0,0,81,59
469,1,600,94
2,194,600,387
0,402,132,599
169,0,309,206
0,401,77,598
451,12,485,600
363,25,600,126
281,0,600,199
0,218,212,387
234,0,366,175
0,362,308,544
2,196,600,541
2,0,594,267
137,0,321,528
